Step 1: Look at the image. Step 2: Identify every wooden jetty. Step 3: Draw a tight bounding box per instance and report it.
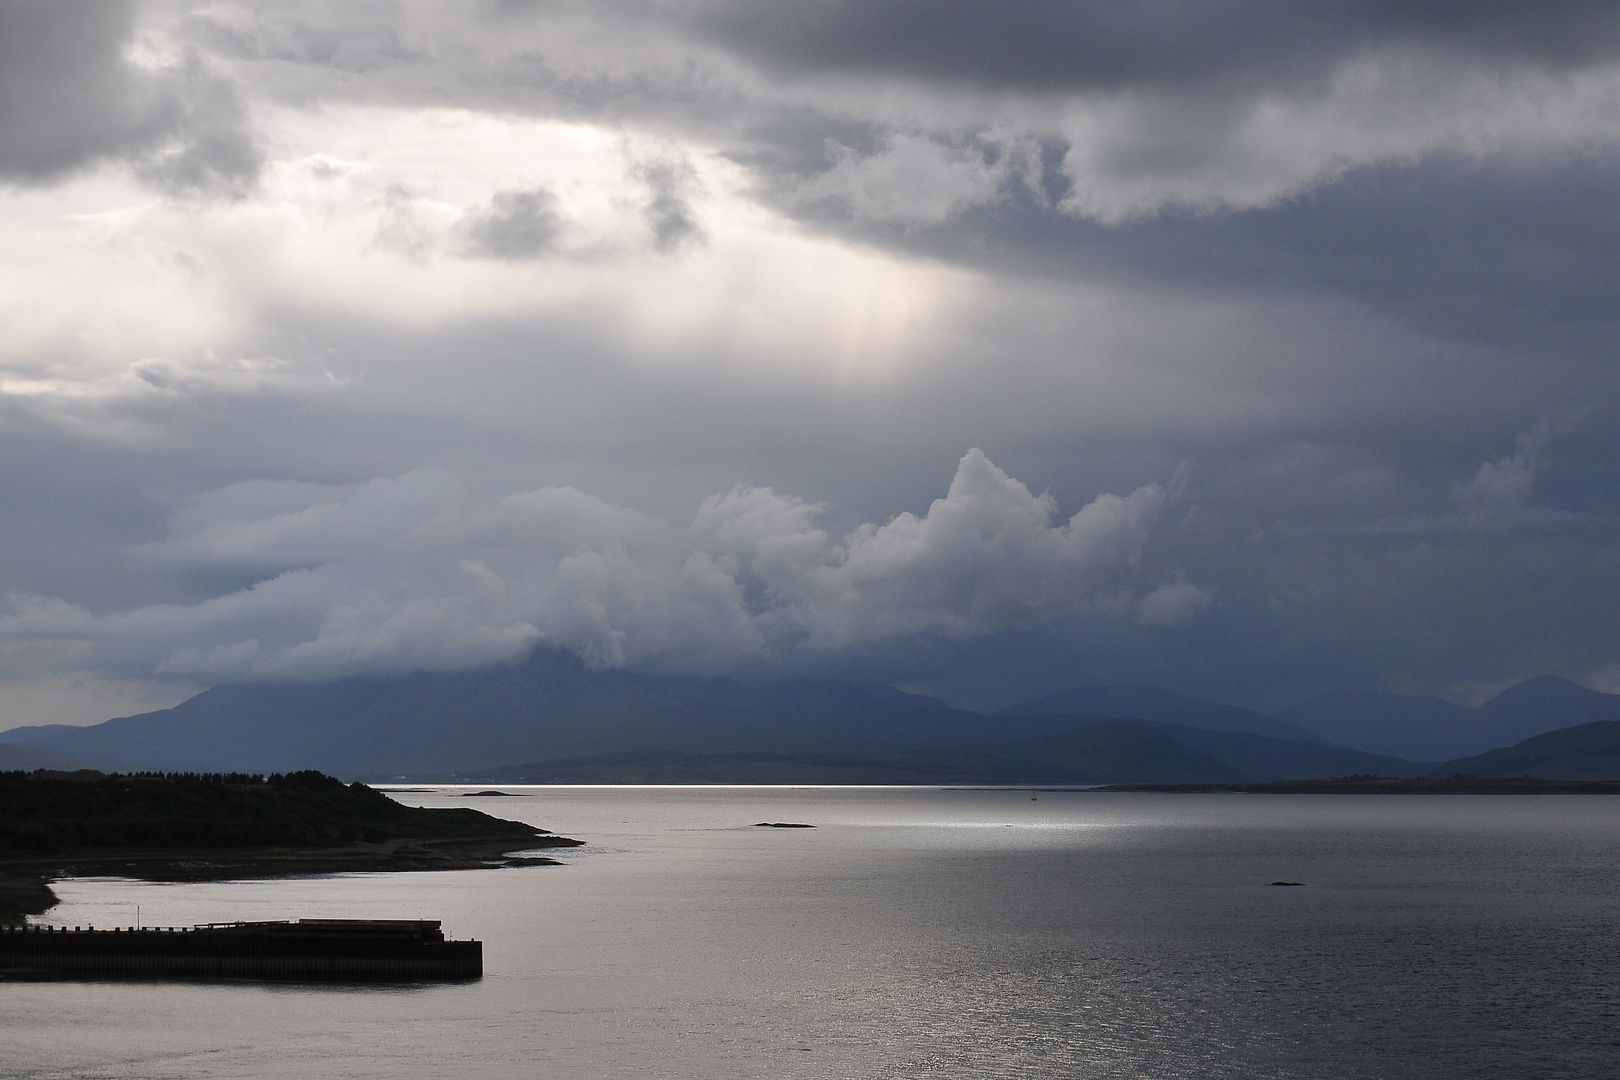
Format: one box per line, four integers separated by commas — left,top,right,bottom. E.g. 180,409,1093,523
0,919,481,981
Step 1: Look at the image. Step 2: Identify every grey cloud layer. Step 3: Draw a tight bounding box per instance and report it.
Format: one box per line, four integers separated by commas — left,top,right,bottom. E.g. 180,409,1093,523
459,188,563,259
1,0,1617,712
0,1,145,179
149,0,1620,232
0,0,259,191
690,0,1620,90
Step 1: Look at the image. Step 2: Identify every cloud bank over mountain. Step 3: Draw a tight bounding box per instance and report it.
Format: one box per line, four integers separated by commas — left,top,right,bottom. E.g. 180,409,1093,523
1,1,1618,722
1,451,1196,683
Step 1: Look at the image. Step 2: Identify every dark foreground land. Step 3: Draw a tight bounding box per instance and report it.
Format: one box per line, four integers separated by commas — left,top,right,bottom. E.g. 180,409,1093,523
1100,776,1620,794
0,770,581,920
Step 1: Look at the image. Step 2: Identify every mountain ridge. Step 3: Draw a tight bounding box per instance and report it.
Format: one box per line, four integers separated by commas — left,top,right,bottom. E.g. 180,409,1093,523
997,685,1324,743
1431,720,1620,780
1284,676,1620,760
0,741,96,772
9,653,1610,782
0,650,1429,784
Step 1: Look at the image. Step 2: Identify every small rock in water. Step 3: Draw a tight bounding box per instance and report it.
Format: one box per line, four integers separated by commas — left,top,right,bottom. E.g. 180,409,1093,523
753,822,815,828
464,790,519,797
1268,880,1306,887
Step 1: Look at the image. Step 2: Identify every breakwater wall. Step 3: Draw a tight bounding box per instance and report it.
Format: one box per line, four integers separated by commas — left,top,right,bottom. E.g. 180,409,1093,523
0,919,481,981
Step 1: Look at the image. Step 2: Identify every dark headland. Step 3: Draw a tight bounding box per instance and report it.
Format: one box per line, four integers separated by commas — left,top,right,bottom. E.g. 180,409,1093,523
0,770,582,921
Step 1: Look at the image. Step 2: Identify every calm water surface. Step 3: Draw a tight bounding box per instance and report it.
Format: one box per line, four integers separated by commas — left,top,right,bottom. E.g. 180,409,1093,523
5,787,1619,1079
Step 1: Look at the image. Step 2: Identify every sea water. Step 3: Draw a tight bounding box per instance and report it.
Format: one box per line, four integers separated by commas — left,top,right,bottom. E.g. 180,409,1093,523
4,787,1618,1079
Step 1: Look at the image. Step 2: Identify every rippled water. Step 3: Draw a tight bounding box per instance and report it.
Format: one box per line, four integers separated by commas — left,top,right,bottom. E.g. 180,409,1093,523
5,787,1619,1079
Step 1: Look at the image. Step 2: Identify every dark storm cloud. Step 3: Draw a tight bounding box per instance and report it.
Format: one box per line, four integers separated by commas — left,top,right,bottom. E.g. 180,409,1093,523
132,55,262,196
788,150,1620,367
1143,422,1620,708
154,3,1620,223
4,0,1620,715
241,0,1620,98
1,282,1614,709
855,417,1617,713
0,0,259,192
0,0,146,179
692,0,1620,92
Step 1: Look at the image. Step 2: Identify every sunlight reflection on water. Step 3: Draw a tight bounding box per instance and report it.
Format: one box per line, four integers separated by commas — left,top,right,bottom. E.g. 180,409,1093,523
8,788,1619,1079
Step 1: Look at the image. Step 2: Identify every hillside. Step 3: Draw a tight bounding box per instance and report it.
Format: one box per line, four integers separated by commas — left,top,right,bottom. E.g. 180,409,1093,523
1,651,824,776
465,717,1427,785
487,721,1245,786
1431,720,1620,780
0,741,95,773
1472,677,1620,742
1281,690,1475,759
0,651,1339,780
0,651,1439,783
996,686,1322,742
1283,676,1620,760
1155,724,1428,779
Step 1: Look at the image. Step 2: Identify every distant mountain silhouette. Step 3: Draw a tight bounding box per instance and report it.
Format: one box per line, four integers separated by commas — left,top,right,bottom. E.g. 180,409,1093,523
3,651,844,775
4,650,1431,782
0,724,84,748
998,686,1323,742
972,721,1244,784
1281,690,1474,759
5,652,1072,776
0,740,94,772
471,721,1241,786
748,679,1011,747
1285,676,1620,759
1432,721,1620,780
991,720,1423,782
1154,723,1428,779
1473,676,1620,741
471,718,1425,785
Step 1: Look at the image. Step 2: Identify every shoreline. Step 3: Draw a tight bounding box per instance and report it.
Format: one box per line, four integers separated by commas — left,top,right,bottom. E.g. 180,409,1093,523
0,830,584,921
1096,778,1620,794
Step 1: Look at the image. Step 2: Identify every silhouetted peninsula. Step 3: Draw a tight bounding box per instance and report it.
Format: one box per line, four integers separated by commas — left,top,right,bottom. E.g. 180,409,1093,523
0,770,581,919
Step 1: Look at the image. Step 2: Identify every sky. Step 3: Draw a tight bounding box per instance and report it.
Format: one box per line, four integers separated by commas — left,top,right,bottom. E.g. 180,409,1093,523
2,0,1619,727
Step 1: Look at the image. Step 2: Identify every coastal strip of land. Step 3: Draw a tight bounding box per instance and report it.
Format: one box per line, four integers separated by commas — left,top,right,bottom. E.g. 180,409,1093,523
1098,777,1620,794
0,770,582,920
